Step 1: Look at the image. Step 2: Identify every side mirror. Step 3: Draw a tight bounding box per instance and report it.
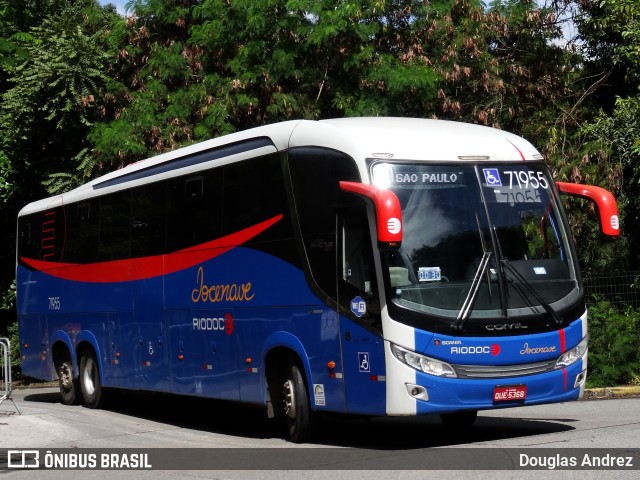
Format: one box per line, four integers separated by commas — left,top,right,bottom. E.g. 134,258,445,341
339,181,402,247
556,182,620,237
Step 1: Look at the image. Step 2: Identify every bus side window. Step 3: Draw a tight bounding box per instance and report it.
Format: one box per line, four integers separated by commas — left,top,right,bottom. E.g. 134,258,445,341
67,200,99,264
167,169,223,252
338,207,381,330
132,182,166,258
288,147,360,302
99,191,132,261
342,215,376,295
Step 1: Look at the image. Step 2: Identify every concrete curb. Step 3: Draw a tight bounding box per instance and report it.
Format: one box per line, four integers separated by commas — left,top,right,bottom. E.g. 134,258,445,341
583,385,640,400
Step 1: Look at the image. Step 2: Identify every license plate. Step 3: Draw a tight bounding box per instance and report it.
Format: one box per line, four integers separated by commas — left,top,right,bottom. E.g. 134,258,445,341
493,384,527,403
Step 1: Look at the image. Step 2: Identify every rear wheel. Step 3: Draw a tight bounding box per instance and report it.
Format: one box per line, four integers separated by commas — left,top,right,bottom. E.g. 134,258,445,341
57,359,78,405
282,362,315,443
79,350,106,409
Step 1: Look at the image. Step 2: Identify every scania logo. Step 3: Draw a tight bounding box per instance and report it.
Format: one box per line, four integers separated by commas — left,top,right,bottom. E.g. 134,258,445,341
485,322,528,331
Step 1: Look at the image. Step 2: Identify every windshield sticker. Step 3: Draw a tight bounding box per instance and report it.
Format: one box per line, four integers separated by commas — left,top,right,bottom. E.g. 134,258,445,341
483,168,502,186
485,169,550,204
504,170,549,190
350,296,366,317
533,267,547,275
418,266,441,282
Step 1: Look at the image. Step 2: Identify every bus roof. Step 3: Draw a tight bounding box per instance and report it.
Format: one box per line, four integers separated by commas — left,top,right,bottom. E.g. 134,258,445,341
19,117,543,216
292,117,542,162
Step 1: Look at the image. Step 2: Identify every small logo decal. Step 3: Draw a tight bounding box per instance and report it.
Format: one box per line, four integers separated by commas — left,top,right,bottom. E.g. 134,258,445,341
350,296,366,317
224,313,234,336
387,218,401,234
358,352,370,373
314,384,326,406
483,168,502,186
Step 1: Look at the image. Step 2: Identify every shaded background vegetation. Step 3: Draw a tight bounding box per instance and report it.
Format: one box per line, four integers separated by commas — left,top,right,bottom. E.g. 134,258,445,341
1,0,639,386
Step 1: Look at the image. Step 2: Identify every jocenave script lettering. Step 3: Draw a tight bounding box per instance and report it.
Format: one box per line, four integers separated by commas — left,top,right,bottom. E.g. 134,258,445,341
191,266,255,303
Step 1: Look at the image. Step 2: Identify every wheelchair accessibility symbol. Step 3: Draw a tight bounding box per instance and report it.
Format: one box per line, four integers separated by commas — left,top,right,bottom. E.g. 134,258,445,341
483,168,502,186
358,352,370,373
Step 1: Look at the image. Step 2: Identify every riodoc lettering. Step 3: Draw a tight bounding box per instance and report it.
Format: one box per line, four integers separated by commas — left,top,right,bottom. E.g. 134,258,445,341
451,346,489,354
193,317,226,331
191,267,255,304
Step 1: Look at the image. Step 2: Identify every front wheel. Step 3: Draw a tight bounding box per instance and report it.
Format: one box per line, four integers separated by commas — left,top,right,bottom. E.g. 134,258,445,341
79,350,106,409
282,362,315,443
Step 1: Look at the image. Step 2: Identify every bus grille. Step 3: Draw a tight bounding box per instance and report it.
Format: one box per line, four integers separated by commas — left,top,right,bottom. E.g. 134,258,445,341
453,359,557,379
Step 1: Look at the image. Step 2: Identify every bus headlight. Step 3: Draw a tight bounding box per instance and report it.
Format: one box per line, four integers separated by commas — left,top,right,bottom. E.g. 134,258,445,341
555,335,588,369
391,344,457,377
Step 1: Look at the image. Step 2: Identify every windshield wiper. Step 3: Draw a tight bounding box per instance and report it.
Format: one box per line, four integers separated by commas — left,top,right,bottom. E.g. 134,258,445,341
453,214,495,332
453,250,492,332
500,258,562,326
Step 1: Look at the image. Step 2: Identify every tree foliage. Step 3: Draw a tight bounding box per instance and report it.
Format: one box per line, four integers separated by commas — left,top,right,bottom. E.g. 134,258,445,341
0,0,116,320
587,297,640,387
81,0,576,178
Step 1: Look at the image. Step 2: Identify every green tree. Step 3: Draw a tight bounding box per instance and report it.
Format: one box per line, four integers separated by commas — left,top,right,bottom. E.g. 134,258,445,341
1,1,113,191
549,1,640,271
0,0,116,332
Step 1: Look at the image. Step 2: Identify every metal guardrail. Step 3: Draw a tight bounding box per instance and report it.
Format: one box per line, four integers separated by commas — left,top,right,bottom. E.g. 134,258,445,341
0,337,20,414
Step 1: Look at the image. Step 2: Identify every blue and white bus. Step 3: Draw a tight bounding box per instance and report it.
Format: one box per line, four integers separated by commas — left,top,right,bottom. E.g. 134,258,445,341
16,118,619,442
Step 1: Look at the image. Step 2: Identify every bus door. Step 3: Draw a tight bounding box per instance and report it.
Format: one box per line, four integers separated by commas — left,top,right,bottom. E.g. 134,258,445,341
336,207,386,415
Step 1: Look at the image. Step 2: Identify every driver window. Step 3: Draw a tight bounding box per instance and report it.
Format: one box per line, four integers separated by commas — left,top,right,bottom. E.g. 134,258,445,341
342,216,376,295
339,209,381,330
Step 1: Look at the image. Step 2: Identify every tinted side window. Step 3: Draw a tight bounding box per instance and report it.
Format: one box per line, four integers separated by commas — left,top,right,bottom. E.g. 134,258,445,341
17,215,39,261
99,191,132,261
131,182,166,258
17,211,61,262
288,147,361,299
167,169,223,252
223,153,291,244
66,199,100,264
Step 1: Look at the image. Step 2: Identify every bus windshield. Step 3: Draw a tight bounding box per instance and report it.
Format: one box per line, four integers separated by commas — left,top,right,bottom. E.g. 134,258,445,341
372,162,579,326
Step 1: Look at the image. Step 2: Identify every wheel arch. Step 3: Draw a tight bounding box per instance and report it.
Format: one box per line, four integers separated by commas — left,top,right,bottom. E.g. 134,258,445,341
50,331,75,377
74,331,104,384
261,332,313,409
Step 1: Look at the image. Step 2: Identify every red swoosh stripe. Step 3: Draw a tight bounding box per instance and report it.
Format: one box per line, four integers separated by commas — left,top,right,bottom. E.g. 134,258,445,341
21,214,283,283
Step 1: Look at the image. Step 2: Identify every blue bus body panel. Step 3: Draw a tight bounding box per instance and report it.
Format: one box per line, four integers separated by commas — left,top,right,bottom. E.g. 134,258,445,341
17,242,584,417
413,362,583,414
408,317,586,413
416,317,584,364
16,246,360,413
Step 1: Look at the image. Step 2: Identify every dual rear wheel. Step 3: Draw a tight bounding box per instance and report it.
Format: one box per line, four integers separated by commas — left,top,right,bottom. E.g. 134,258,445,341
57,349,106,409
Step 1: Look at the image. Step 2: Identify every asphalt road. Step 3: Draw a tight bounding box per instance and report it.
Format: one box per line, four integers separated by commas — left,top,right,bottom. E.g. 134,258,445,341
0,386,638,479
